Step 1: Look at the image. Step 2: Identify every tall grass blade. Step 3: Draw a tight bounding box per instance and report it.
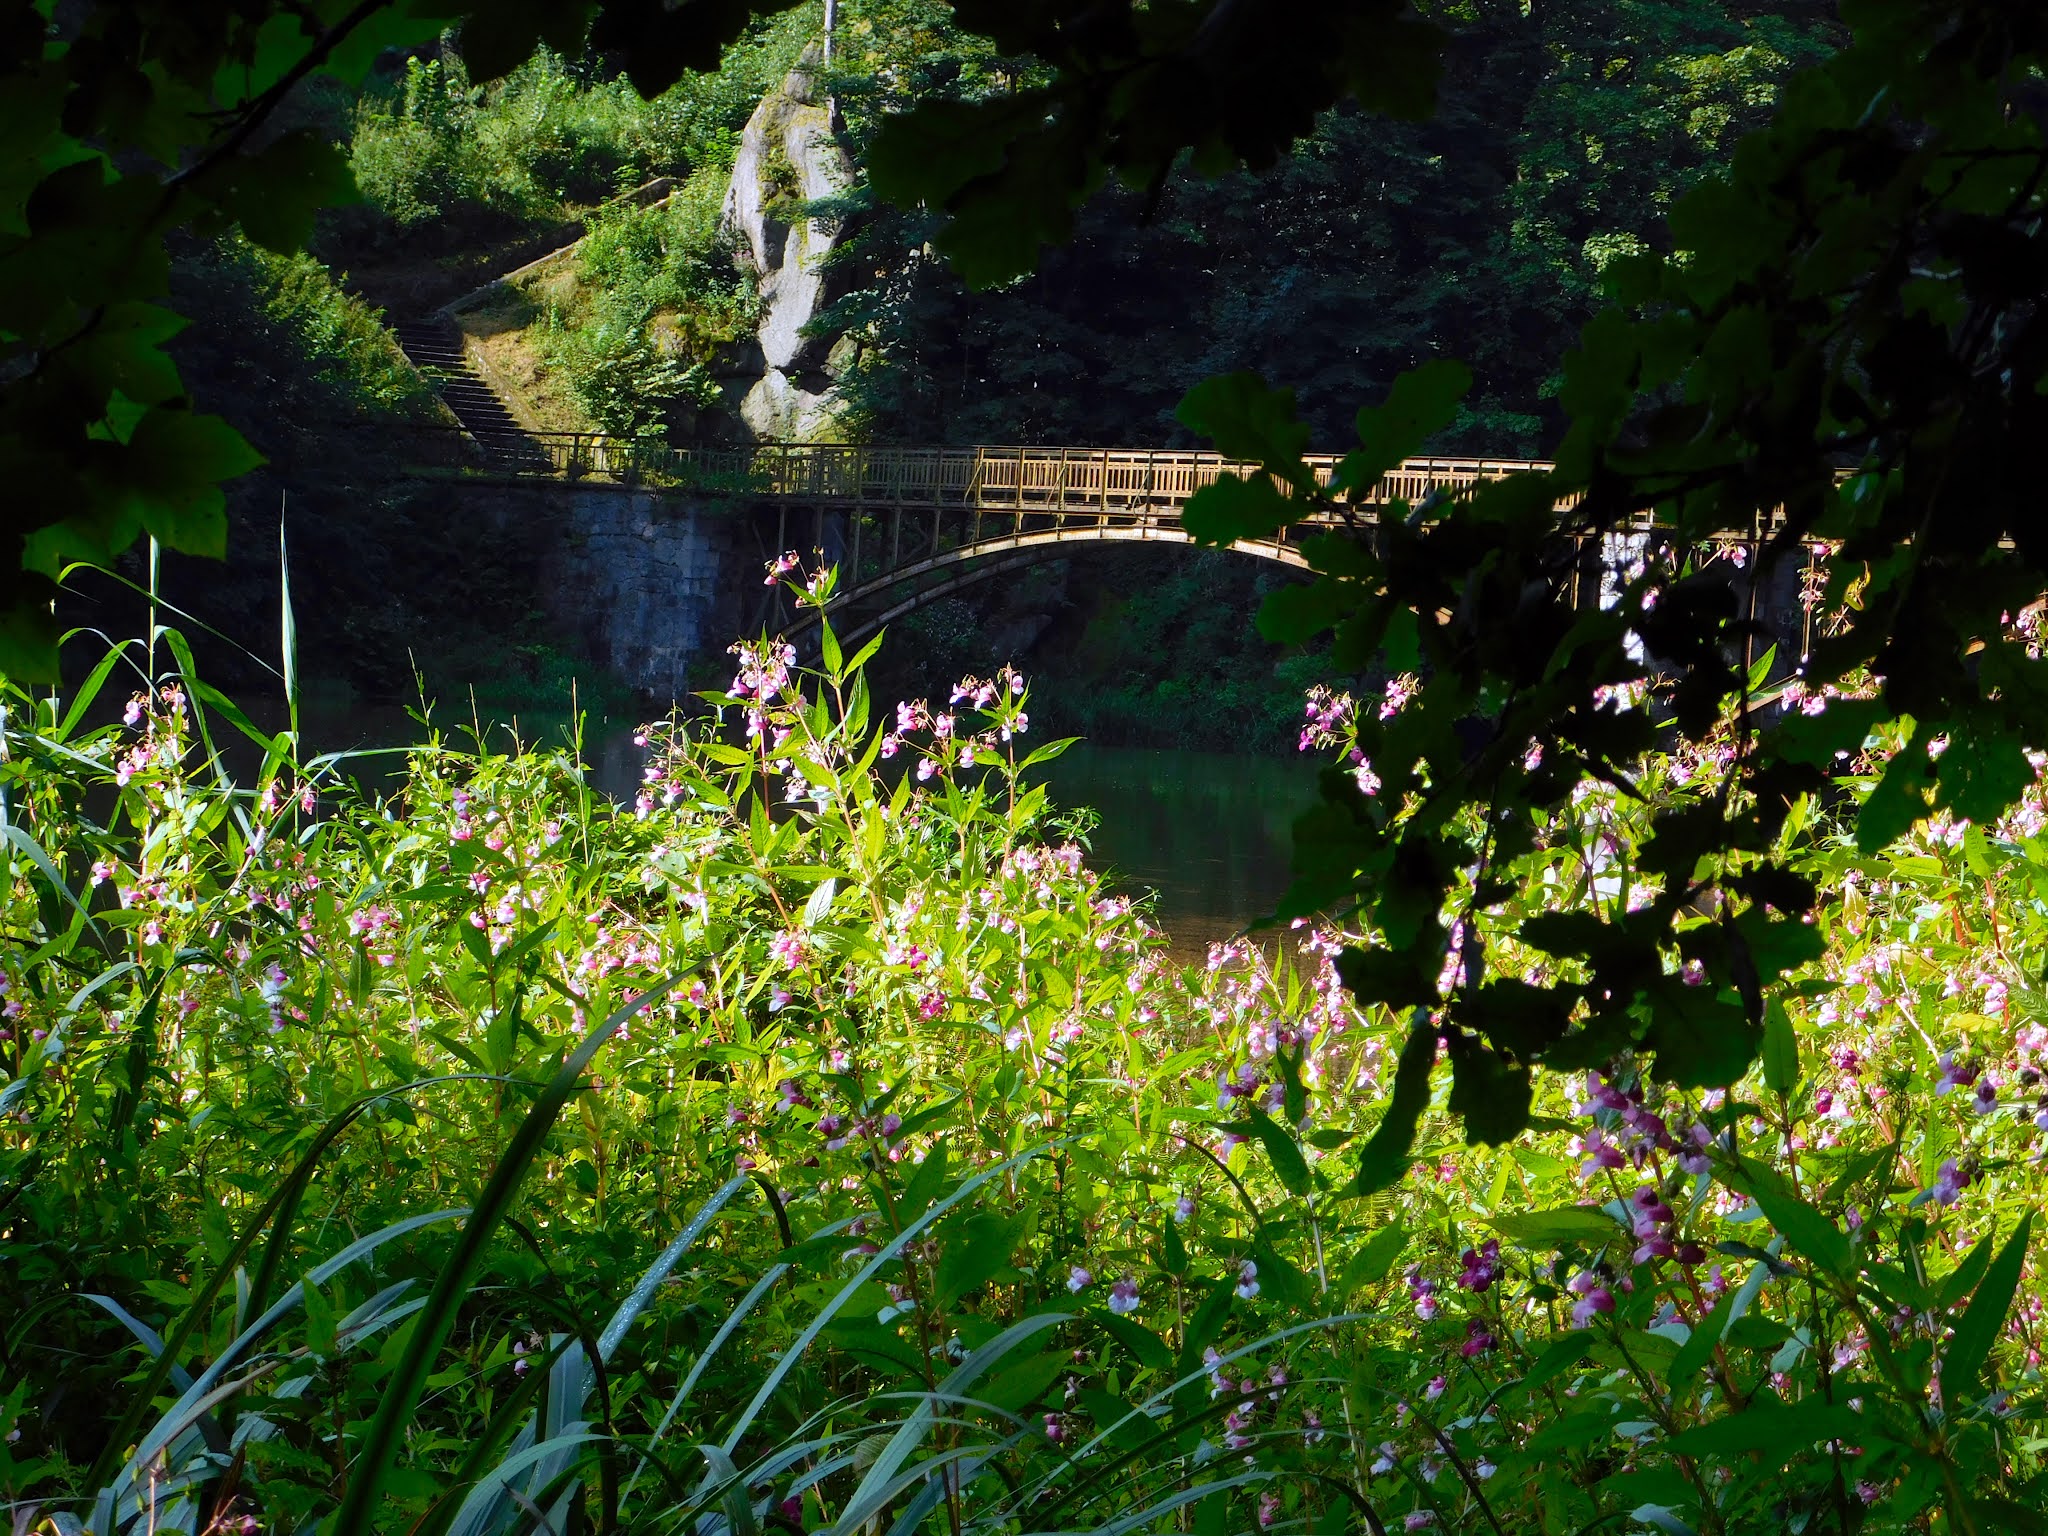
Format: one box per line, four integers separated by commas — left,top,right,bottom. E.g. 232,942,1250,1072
829,1313,1067,1536
719,1149,1047,1457
55,638,139,742
82,1074,504,1492
78,1294,196,1392
279,506,298,744
411,1337,578,1536
103,1210,467,1520
330,980,674,1536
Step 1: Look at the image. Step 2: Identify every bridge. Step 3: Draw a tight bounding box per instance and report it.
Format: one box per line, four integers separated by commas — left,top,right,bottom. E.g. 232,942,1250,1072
470,433,1558,646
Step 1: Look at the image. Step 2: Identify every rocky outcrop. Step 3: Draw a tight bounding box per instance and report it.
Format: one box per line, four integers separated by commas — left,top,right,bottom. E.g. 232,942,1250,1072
722,47,856,441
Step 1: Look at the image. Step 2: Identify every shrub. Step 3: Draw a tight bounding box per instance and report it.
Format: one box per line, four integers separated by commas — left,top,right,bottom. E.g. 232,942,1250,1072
189,233,435,419
344,16,815,242
535,170,755,432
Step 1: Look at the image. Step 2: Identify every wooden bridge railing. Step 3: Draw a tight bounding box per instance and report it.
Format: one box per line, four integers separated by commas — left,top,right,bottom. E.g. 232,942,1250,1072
509,434,1554,515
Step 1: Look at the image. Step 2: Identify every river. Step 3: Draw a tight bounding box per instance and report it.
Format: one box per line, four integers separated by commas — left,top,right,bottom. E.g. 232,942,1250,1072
291,703,1317,959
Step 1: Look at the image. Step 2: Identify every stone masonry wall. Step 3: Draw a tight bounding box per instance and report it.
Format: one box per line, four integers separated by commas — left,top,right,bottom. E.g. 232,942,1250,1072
542,487,747,699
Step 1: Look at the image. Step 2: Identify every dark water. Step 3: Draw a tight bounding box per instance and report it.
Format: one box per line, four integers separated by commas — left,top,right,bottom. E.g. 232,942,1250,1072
1033,744,1320,959
286,704,1313,957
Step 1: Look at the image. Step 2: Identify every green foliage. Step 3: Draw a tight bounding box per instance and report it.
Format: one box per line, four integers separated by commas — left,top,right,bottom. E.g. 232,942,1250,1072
8,597,2048,1533
347,27,814,241
1155,2,2048,1165
832,2,1828,454
535,169,757,433
0,0,816,684
196,235,437,419
865,0,1445,287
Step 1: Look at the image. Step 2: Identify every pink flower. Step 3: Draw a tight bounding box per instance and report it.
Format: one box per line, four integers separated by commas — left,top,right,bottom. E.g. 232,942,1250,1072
1108,1278,1140,1315
1067,1266,1092,1293
1456,1239,1500,1292
1235,1260,1260,1300
1935,1052,1978,1096
1568,1270,1614,1326
1929,1158,1971,1207
775,1079,811,1113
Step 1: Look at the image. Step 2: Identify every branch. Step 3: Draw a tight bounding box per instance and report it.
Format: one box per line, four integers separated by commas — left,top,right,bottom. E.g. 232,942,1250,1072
167,0,400,195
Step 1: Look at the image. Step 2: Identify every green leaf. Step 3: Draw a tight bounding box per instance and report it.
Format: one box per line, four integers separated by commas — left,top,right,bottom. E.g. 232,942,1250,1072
1936,725,2035,826
935,1213,1026,1308
981,1349,1066,1414
1666,1294,1732,1387
461,0,599,83
1520,1332,1595,1395
1730,1162,1852,1280
1337,1225,1408,1296
1659,1401,1868,1460
301,1273,339,1357
1175,1277,1236,1371
210,131,356,253
1347,1015,1435,1196
1181,473,1296,547
1937,1229,1999,1314
900,1139,952,1216
124,407,264,554
1489,1207,1621,1248
1343,359,1473,490
1760,999,1800,1097
1257,578,1354,644
1966,1498,2048,1536
1161,1215,1188,1277
1945,1212,2032,1403
1245,1108,1311,1195
1445,1032,1533,1145
1094,1311,1171,1373
1857,721,1935,853
926,113,1100,289
866,90,1052,210
1175,372,1312,471
1640,979,1760,1090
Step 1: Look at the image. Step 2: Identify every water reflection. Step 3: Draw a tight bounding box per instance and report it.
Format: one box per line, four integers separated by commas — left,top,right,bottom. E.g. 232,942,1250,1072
1032,744,1320,962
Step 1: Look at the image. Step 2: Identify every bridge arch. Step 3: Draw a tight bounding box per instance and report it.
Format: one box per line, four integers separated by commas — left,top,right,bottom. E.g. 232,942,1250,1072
782,521,1311,654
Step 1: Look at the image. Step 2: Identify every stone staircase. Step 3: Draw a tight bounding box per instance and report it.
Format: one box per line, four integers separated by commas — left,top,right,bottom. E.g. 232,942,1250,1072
391,321,549,468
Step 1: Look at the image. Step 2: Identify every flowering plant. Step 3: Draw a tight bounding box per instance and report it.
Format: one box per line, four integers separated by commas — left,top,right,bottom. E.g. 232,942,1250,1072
1,583,2044,1536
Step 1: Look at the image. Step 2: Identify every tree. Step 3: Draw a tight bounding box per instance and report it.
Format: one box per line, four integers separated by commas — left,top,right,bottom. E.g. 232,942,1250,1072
2,0,1429,680
859,0,2048,1181
1072,0,2048,1185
